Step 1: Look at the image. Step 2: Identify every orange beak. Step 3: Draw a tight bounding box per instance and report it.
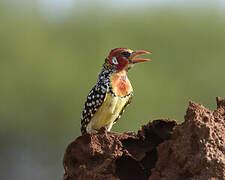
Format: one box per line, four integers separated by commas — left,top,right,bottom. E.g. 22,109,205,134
129,50,152,64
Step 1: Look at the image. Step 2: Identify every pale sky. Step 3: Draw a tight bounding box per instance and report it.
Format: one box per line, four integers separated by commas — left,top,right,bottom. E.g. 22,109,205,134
36,0,225,21
2,0,225,21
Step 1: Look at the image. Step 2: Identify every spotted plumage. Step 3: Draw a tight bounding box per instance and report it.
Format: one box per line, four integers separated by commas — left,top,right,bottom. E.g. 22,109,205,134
81,68,113,134
81,48,151,134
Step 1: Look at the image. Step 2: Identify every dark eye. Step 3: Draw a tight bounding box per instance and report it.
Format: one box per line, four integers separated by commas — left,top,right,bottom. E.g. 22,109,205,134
121,51,131,58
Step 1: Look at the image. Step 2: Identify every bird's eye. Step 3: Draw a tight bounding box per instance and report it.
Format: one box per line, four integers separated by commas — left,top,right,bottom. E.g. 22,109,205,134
121,51,131,58
112,57,118,65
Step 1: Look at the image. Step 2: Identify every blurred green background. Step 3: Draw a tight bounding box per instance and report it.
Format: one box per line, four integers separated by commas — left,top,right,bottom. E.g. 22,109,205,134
0,0,225,179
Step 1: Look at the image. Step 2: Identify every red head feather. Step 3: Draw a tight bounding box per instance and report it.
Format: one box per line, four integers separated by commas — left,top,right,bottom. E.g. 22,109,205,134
107,48,151,72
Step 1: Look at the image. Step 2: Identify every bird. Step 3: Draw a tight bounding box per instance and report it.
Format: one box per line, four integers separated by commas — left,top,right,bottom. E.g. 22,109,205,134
80,48,151,134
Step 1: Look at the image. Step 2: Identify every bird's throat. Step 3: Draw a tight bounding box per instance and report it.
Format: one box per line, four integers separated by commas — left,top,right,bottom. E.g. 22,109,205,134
111,70,132,97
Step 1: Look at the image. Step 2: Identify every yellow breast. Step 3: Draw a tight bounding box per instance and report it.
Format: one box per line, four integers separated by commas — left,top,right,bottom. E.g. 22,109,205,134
88,93,131,131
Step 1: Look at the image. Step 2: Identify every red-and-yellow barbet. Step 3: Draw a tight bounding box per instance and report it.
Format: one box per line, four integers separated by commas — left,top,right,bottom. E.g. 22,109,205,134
81,48,151,134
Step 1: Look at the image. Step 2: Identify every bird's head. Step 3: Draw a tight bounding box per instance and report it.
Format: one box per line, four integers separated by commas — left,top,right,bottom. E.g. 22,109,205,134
104,48,152,72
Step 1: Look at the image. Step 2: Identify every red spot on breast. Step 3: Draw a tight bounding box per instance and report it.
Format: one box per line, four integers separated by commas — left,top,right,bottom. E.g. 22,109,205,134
111,71,132,97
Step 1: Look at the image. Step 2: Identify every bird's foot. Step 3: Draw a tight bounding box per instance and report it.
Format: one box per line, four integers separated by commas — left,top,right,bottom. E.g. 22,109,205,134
88,129,98,134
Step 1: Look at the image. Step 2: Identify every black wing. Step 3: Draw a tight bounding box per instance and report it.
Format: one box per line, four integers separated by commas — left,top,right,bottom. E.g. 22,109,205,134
80,84,108,134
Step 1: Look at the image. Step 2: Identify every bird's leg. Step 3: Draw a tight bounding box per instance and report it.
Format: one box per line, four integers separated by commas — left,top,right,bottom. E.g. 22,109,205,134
105,122,113,132
104,122,121,135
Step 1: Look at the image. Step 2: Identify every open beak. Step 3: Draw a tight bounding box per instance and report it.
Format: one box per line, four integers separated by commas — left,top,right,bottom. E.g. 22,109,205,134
129,50,152,64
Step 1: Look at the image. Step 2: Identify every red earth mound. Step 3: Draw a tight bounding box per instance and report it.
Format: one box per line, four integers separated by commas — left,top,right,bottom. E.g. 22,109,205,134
63,97,225,180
